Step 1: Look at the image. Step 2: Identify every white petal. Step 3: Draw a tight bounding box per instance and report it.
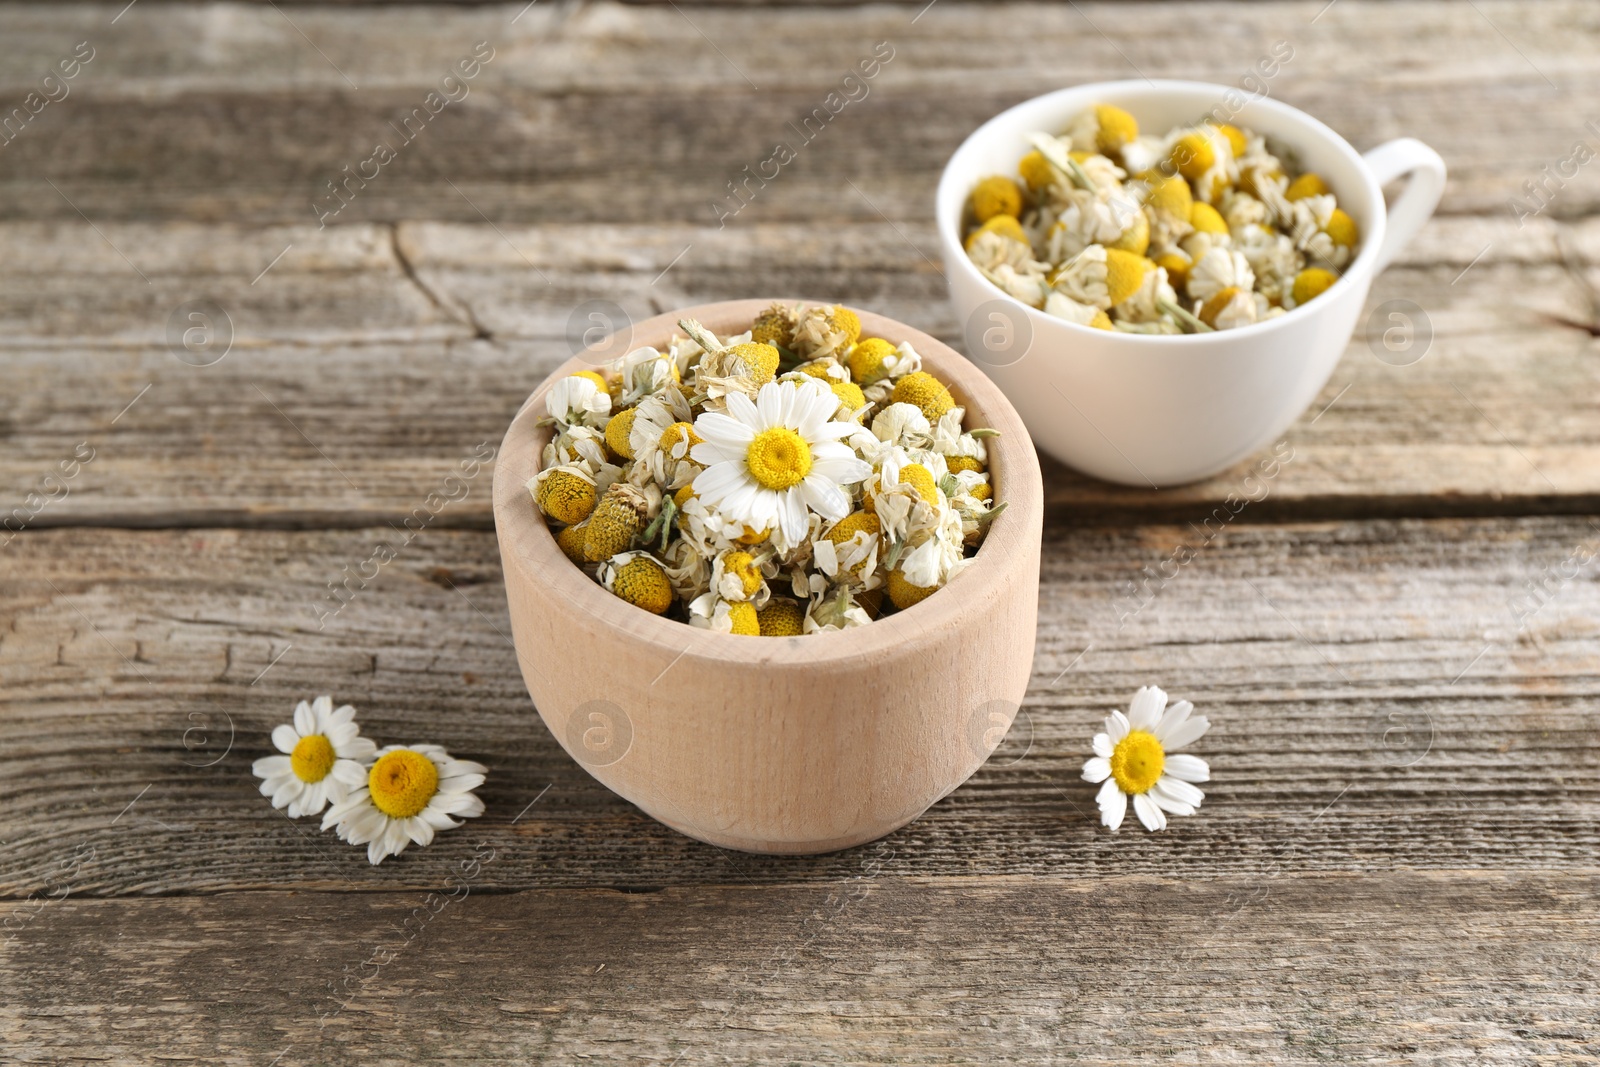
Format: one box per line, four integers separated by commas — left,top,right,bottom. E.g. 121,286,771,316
329,704,357,727
1104,710,1130,743
421,807,463,831
404,816,435,848
724,391,762,430
1128,686,1166,730
293,701,315,736
778,489,808,545
799,476,849,521
332,759,370,786
337,737,377,762
435,793,485,818
253,755,292,779
695,411,756,445
1163,754,1210,783
1153,775,1205,808
271,724,299,754
1153,699,1193,743
439,772,486,793
1133,792,1167,831
271,780,305,811
1162,715,1210,751
691,461,750,506
1096,778,1127,831
1148,790,1194,817
1081,756,1111,783
441,759,488,778
757,381,783,425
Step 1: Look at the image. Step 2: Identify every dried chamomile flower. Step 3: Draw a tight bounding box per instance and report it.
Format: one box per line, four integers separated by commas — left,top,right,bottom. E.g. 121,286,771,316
1044,292,1112,329
889,371,955,422
757,598,806,637
546,374,612,428
583,482,656,562
531,465,598,525
1289,266,1339,308
970,176,1024,222
599,551,675,615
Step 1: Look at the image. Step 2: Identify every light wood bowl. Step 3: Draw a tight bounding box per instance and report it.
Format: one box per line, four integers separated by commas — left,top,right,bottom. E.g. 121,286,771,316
493,300,1044,854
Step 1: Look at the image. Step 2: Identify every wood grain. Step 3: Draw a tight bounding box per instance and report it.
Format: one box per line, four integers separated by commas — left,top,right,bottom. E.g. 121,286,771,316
0,2,1596,223
1,215,1597,528
2,517,1596,894
3,873,1595,1064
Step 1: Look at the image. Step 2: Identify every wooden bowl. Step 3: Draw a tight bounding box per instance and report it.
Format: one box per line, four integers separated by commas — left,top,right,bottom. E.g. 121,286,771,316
493,299,1044,854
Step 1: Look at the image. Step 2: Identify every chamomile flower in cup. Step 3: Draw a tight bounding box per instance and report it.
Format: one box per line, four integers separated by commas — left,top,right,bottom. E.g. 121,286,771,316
251,696,377,818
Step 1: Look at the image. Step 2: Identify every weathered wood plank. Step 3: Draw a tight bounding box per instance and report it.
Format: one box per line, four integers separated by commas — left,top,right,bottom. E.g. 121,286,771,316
1,518,1596,895
0,216,1596,528
2,873,1596,1064
0,2,1594,223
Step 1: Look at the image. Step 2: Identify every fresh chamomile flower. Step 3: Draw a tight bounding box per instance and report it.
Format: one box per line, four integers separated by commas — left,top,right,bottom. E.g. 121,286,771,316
252,696,377,818
690,378,871,547
1081,686,1211,832
322,744,487,865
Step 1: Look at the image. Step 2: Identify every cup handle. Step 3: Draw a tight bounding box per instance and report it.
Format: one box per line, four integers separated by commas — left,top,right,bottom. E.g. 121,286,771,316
1361,138,1448,273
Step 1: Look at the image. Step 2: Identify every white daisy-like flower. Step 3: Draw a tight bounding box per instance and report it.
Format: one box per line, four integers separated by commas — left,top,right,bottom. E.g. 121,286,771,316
1081,686,1211,833
321,744,487,865
252,696,376,818
690,378,872,548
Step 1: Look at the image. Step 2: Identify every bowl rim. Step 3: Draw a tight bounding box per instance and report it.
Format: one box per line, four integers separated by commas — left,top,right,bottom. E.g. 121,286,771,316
935,78,1388,346
493,298,1044,667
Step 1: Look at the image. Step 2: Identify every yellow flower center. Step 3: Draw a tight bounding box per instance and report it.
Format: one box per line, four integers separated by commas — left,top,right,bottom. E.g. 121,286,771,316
290,734,336,783
745,427,812,490
1110,730,1165,795
368,749,440,819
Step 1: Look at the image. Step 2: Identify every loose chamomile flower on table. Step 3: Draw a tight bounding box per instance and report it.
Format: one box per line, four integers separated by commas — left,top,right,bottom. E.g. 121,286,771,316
1081,686,1211,833
322,744,487,865
252,696,377,818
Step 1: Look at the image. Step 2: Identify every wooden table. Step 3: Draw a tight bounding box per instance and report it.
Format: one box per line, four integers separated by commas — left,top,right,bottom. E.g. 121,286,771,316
2,2,1597,1062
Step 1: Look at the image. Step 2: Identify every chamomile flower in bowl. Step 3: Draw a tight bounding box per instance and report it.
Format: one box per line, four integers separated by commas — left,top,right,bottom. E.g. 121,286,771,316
494,300,1044,854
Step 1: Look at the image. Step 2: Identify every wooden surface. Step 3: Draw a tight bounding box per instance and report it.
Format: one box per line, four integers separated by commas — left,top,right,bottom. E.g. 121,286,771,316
1,1,1597,1063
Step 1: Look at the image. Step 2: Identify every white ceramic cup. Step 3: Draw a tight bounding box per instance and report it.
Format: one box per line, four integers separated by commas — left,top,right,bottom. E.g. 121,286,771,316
937,79,1446,487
